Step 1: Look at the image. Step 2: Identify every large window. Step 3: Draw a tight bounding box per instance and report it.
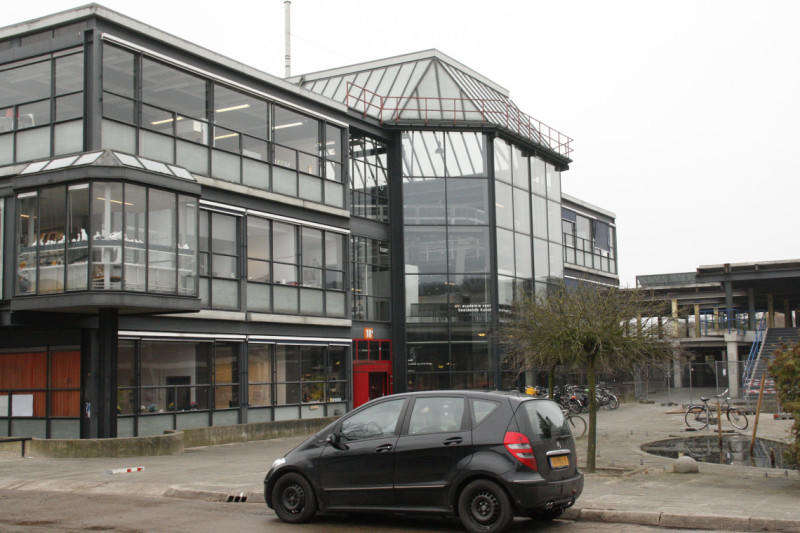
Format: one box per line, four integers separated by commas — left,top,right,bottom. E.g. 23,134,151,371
16,183,197,297
245,216,346,318
274,344,348,405
0,49,84,166
350,236,391,321
350,134,389,221
100,43,345,208
199,210,240,310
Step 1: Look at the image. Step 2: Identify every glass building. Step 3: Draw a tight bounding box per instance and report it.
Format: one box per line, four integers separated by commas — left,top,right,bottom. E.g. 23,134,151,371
0,6,617,439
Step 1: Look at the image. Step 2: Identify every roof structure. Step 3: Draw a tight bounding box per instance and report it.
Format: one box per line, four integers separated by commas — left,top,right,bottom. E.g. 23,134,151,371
290,50,572,159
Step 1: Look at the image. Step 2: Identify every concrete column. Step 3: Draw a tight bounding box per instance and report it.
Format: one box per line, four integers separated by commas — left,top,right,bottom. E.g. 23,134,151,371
768,294,775,328
748,288,756,330
713,307,720,331
784,299,792,327
671,298,679,337
726,338,740,398
672,351,683,388
725,280,734,331
694,303,701,338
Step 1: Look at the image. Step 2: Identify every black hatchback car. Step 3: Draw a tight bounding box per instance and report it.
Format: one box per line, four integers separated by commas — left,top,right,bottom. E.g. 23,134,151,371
264,390,583,533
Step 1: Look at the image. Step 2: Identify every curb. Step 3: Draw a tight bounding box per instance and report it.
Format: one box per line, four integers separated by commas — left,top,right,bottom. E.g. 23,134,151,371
568,508,800,532
158,488,800,532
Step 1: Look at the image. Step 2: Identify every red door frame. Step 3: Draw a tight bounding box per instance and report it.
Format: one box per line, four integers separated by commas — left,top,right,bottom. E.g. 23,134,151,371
352,339,392,408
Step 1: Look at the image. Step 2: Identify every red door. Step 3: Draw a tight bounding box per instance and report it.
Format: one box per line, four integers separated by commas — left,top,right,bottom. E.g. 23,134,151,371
352,339,392,408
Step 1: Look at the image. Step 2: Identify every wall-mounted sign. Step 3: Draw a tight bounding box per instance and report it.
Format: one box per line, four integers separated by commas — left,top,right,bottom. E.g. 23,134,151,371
363,327,374,339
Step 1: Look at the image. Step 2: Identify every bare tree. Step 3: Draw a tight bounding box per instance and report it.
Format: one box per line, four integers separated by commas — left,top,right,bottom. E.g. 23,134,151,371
500,282,675,472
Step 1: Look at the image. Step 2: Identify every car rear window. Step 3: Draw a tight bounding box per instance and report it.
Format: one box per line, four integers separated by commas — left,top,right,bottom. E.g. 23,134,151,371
470,399,499,426
517,400,569,439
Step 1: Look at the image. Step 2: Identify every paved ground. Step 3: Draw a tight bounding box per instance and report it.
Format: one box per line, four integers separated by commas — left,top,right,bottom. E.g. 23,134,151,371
1,388,798,532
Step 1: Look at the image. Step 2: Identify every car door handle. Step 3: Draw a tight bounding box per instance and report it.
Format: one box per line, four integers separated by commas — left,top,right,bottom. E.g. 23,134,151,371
375,444,393,453
443,437,463,446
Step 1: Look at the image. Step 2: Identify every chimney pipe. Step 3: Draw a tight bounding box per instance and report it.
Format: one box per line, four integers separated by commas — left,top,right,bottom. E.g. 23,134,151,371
284,1,291,78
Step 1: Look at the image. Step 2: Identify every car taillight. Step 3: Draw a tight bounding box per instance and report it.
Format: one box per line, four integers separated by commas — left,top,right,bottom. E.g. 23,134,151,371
503,431,538,471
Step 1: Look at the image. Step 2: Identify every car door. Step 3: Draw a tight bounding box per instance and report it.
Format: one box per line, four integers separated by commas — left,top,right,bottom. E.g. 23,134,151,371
393,395,472,509
317,397,406,508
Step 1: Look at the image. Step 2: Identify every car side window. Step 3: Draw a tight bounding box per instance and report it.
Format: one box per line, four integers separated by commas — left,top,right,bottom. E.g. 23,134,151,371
408,397,465,435
340,398,405,441
470,399,499,427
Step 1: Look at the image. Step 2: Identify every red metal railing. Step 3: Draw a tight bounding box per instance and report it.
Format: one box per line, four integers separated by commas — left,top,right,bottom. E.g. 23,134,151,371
346,82,572,157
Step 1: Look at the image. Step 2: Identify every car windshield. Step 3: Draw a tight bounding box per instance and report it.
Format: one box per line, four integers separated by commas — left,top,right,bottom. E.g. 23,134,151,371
518,400,570,439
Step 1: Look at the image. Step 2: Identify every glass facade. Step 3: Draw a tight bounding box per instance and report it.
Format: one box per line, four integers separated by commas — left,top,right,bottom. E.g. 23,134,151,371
100,43,345,209
16,183,198,297
0,49,84,166
495,139,564,307
403,131,491,391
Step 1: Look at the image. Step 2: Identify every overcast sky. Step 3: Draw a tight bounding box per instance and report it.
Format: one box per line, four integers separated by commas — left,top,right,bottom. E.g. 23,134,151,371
5,1,800,287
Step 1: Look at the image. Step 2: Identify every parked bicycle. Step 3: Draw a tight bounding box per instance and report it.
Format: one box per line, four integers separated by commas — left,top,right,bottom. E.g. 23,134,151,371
684,388,749,430
561,406,587,438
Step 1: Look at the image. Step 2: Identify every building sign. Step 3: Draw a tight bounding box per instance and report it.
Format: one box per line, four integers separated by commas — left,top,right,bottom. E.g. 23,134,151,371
363,327,374,339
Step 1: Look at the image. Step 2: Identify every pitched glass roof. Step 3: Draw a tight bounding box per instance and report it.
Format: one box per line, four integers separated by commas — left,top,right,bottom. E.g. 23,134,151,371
292,50,572,158
19,150,196,181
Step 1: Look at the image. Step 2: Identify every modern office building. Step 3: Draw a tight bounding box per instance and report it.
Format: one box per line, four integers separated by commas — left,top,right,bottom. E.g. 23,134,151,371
0,4,618,439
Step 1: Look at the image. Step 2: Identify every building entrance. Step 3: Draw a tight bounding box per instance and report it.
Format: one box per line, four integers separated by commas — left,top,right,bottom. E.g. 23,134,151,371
353,339,392,408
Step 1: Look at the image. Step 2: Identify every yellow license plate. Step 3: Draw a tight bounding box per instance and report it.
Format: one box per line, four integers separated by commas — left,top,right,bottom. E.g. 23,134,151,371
549,455,570,468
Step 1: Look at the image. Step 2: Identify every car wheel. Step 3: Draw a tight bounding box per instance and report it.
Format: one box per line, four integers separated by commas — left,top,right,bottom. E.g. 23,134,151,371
271,472,316,523
529,507,564,521
458,479,513,533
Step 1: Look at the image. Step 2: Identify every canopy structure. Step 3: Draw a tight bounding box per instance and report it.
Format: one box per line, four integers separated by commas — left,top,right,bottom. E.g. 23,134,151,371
290,49,572,158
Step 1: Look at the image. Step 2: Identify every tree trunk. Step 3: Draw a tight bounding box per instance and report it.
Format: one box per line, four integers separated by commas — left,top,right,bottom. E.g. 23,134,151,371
548,365,555,399
586,352,598,473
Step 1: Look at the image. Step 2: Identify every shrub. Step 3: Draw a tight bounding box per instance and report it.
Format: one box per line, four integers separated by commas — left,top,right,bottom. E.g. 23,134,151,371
768,342,800,467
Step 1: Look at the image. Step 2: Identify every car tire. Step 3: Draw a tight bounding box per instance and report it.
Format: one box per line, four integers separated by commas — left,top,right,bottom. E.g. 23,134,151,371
529,507,564,521
271,472,316,523
458,479,514,533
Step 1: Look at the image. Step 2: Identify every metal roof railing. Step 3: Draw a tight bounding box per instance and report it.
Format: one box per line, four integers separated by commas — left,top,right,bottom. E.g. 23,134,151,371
346,82,572,158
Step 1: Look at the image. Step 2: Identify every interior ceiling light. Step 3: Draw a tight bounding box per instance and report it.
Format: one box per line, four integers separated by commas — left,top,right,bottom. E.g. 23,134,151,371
274,121,303,130
151,116,183,126
214,132,239,140
215,104,250,113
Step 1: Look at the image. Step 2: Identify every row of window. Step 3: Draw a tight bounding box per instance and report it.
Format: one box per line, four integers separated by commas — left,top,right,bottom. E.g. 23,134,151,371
562,208,617,275
117,340,348,416
0,49,84,166
101,44,345,208
198,208,347,317
16,182,197,296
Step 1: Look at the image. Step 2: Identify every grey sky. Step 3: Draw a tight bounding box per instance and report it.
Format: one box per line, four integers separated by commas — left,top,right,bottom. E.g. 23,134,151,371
5,0,800,286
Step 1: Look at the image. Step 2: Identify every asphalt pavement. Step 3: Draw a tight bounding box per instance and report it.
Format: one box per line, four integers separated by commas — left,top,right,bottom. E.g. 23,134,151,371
1,388,798,532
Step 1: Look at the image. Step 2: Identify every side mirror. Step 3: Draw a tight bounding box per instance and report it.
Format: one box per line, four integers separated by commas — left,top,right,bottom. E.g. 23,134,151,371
325,432,340,446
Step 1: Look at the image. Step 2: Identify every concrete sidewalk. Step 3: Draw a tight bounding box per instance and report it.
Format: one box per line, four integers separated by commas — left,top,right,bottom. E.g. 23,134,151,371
1,394,798,532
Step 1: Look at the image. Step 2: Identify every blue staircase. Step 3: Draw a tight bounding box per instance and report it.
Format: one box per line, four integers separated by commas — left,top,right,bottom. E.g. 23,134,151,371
743,326,800,396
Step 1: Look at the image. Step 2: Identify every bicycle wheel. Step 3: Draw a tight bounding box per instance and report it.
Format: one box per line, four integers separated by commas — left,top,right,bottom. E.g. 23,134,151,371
606,394,619,410
685,406,709,430
567,415,586,438
727,408,749,430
